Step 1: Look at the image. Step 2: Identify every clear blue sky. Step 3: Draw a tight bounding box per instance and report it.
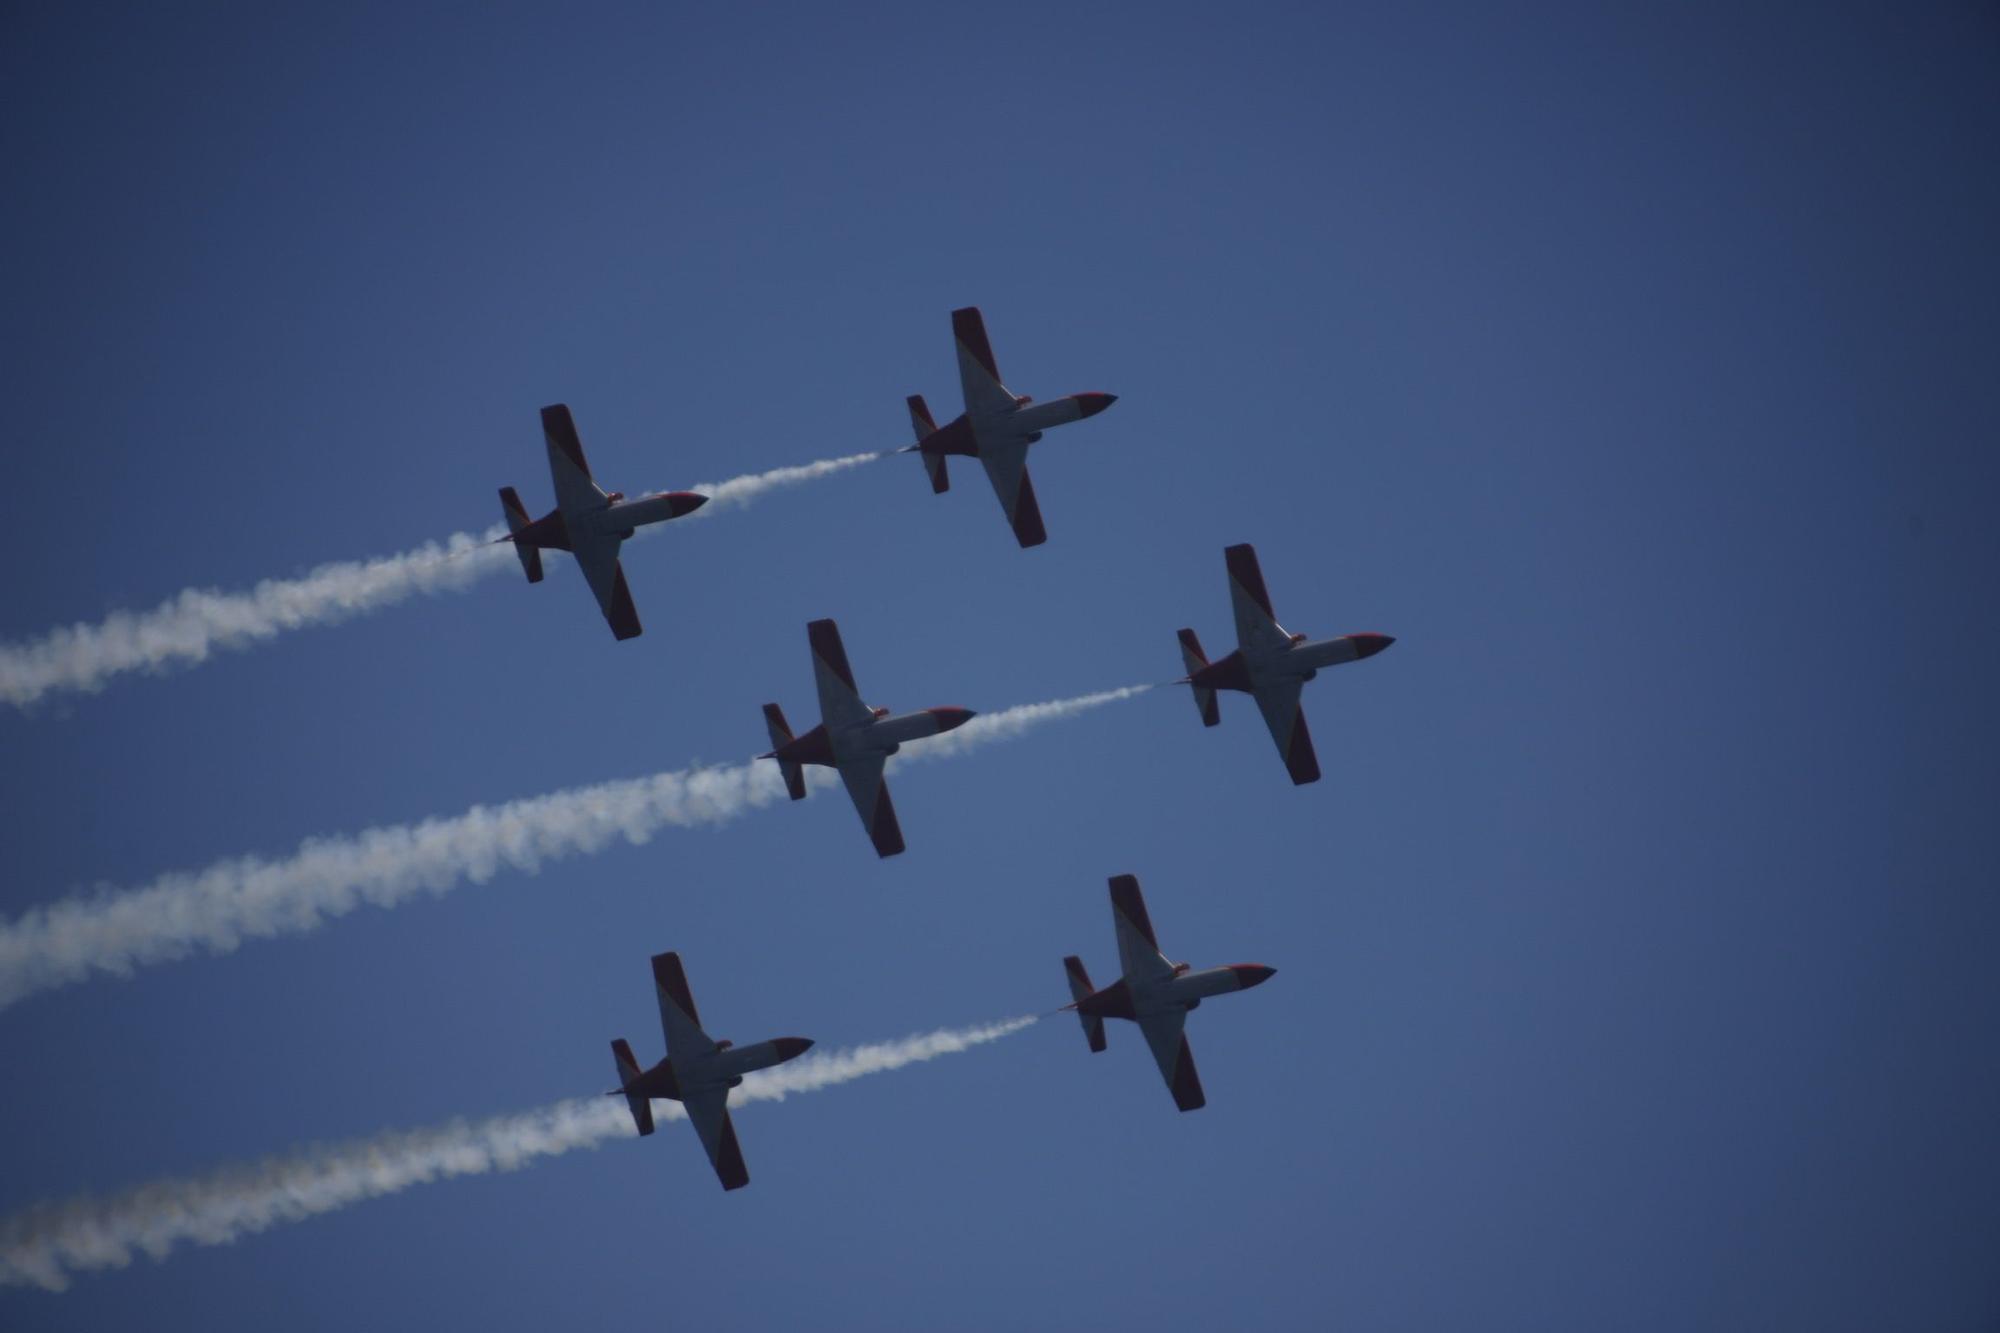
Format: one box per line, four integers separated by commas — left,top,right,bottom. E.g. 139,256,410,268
4,2,1998,1328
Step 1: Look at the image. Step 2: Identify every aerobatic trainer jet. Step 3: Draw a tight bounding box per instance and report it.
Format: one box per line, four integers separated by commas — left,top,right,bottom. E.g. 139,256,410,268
759,618,975,858
607,951,814,1191
497,403,708,641
901,306,1117,547
1175,543,1395,785
1061,874,1276,1113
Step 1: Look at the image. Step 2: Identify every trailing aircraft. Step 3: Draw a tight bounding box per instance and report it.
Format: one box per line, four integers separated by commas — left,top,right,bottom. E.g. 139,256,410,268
608,951,814,1191
1062,874,1276,1112
498,403,708,640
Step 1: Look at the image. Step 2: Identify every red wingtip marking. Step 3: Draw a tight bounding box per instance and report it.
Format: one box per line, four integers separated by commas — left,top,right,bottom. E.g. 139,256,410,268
1108,875,1158,948
540,403,593,478
651,952,701,1027
608,565,643,641
870,785,906,858
1224,544,1276,619
951,307,1001,382
1171,1036,1207,1111
1011,469,1048,547
715,1113,750,1191
1284,709,1321,785
806,619,858,691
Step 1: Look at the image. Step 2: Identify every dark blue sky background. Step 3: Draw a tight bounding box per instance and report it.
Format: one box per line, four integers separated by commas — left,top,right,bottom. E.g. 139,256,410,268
4,3,1997,1328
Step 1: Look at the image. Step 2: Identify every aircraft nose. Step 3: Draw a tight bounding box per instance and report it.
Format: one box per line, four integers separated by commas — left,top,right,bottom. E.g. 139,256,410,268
1230,964,1277,990
1351,633,1395,659
929,707,977,732
1075,392,1117,418
670,491,710,517
771,1037,814,1062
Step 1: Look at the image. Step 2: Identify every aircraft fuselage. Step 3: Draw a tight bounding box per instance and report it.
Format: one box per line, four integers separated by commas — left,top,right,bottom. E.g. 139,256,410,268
620,1036,813,1103
769,706,974,769
1192,632,1393,694
510,490,708,553
1076,962,1276,1022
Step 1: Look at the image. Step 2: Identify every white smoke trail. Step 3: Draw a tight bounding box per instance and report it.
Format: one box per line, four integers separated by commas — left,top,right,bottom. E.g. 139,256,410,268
0,688,1148,1010
685,450,889,518
0,452,889,711
0,1015,1036,1293
0,530,514,709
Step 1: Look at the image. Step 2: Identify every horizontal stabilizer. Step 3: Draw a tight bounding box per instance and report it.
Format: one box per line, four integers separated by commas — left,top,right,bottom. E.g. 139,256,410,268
610,1038,654,1136
762,703,807,801
1063,956,1107,1053
908,394,949,492
499,487,544,584
1178,628,1218,726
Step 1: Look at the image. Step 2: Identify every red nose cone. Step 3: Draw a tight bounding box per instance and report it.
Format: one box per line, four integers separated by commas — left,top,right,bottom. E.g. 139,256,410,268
1075,392,1117,418
670,491,709,517
1231,964,1277,990
771,1037,814,1062
1351,633,1395,659
929,707,976,732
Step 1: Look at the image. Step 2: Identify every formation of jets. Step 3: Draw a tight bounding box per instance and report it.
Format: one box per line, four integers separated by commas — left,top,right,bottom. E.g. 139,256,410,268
479,307,1396,1188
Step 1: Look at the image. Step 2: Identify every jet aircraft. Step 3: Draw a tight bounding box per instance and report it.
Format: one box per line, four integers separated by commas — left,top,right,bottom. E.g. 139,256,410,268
759,618,975,858
902,306,1117,547
1062,874,1276,1112
498,403,708,641
608,951,814,1191
1176,543,1395,785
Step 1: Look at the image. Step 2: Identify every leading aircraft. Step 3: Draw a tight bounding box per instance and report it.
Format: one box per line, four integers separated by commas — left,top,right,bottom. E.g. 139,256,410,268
759,618,975,858
498,403,709,641
1061,874,1276,1112
902,306,1117,548
1175,543,1395,785
607,951,815,1191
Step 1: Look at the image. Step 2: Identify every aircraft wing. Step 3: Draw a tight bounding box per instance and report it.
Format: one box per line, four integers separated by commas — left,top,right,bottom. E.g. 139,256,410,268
572,535,643,641
652,952,717,1064
1137,1006,1206,1112
807,619,875,731
978,441,1048,548
952,307,1019,421
541,404,608,515
1252,679,1321,785
682,1085,751,1191
1108,874,1173,983
836,752,905,858
1225,543,1296,658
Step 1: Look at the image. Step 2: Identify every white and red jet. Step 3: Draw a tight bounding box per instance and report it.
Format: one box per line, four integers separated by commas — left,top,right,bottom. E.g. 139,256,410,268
498,404,708,641
902,306,1117,547
608,951,814,1191
1062,875,1277,1113
1176,543,1396,785
759,618,975,858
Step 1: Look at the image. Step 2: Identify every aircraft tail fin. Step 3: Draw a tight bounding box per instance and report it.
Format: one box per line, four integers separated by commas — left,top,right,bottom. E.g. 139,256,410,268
907,394,948,493
609,1038,655,1136
762,703,807,801
498,487,544,583
1062,956,1108,1053
1177,629,1220,727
